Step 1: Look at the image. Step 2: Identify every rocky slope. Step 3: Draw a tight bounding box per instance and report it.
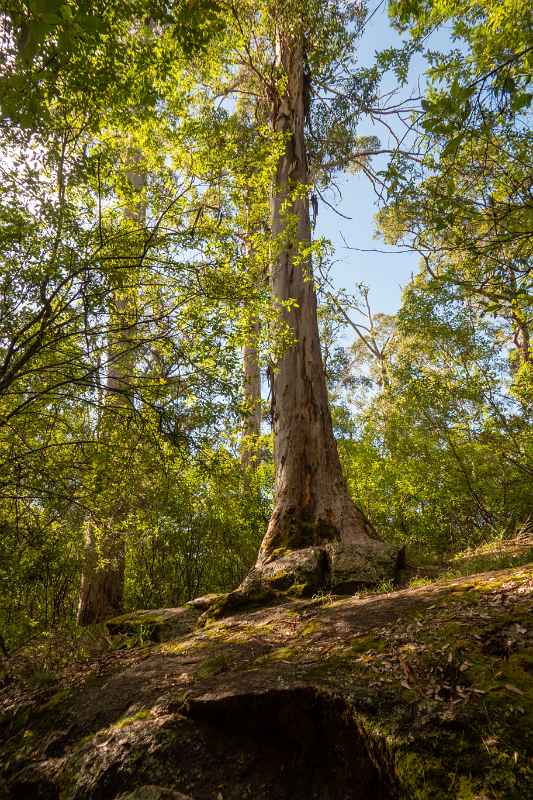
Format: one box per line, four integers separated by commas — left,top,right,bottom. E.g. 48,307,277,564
1,564,532,799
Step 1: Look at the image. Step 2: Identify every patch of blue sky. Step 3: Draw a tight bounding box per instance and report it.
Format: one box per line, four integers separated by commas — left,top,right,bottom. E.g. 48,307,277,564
316,4,455,317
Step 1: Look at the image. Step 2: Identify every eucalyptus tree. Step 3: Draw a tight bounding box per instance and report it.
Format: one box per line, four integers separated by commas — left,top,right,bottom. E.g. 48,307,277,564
76,153,147,625
322,283,397,394
212,0,406,597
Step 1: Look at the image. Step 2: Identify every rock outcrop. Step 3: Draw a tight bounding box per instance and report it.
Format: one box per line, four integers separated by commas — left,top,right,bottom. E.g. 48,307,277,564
1,565,532,799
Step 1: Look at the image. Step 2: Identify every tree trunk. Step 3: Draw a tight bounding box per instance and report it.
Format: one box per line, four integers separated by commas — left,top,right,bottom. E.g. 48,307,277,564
76,521,125,626
508,267,531,368
77,165,145,625
256,28,393,571
512,312,531,367
76,292,135,625
241,317,262,468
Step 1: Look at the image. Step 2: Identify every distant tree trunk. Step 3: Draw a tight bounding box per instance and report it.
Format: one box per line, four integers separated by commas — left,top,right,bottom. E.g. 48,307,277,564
77,165,145,626
508,267,531,367
77,521,125,626
256,27,382,565
76,294,135,624
377,351,391,391
241,317,262,468
513,315,531,366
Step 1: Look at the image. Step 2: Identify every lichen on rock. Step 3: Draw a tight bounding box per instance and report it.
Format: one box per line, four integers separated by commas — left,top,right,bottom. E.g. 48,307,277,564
327,540,405,593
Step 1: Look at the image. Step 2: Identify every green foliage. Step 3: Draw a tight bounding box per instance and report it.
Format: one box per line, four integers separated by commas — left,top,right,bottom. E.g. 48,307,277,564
381,1,532,391
317,0,532,559
0,0,531,652
124,449,272,609
336,279,532,555
0,1,226,128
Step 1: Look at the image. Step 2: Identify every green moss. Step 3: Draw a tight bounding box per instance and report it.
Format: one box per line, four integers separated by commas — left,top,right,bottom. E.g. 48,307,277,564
159,639,204,655
252,646,297,665
349,635,385,654
269,646,296,661
392,731,522,800
302,620,321,636
200,584,278,625
113,709,152,729
196,653,230,679
266,568,293,590
269,546,289,560
263,514,338,557
286,582,307,598
38,688,71,714
394,751,443,800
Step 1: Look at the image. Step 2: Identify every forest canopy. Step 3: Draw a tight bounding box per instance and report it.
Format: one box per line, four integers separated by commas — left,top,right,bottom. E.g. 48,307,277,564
0,0,531,647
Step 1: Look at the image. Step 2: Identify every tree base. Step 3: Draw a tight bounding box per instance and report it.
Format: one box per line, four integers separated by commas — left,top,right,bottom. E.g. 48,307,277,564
201,541,405,624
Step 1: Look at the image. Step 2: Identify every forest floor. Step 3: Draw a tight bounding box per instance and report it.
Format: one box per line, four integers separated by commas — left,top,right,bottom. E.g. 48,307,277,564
1,538,533,800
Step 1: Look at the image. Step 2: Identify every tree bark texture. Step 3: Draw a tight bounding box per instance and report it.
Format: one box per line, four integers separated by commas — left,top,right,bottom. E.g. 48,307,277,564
512,312,531,367
256,30,380,565
241,317,262,468
76,521,126,626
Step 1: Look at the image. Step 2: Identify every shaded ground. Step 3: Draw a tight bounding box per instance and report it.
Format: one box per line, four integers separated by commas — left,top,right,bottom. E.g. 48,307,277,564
1,563,532,799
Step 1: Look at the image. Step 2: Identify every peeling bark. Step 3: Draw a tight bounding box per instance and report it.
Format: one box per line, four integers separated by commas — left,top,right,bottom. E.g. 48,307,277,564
257,27,392,570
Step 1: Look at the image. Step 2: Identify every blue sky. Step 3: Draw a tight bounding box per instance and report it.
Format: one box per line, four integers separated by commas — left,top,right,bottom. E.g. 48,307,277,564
316,4,453,315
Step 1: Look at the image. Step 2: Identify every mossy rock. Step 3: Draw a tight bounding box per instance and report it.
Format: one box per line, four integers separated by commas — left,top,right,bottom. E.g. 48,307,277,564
106,607,200,643
260,546,327,591
2,564,532,799
203,541,404,622
327,540,405,592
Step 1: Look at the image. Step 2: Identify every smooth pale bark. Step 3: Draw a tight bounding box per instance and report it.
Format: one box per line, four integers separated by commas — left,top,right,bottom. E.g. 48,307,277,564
256,29,379,565
77,168,145,625
513,314,531,366
508,267,531,367
241,317,262,468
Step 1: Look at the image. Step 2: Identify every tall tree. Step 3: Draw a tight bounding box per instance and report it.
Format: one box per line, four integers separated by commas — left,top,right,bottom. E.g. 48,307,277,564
76,159,146,625
259,18,374,560
210,0,404,602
